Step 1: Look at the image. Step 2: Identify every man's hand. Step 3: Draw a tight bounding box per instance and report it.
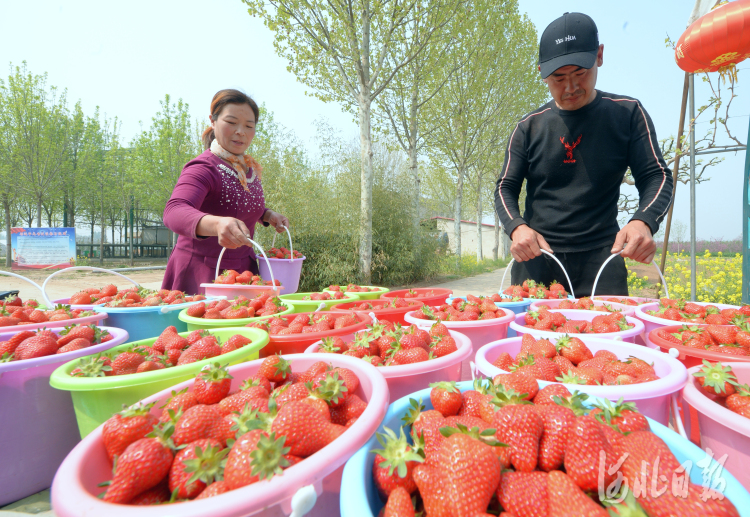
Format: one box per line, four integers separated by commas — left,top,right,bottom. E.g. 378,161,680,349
612,220,656,263
510,224,553,262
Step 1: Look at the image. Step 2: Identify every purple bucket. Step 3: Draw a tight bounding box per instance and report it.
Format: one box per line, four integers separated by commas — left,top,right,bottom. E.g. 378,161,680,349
0,325,129,505
259,256,306,295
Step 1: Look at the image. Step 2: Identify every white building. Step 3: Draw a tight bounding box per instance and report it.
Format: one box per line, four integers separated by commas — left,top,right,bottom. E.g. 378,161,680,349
432,216,510,259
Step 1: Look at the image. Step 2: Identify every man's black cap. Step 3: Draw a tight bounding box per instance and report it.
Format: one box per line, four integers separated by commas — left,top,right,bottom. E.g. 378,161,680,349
539,13,599,79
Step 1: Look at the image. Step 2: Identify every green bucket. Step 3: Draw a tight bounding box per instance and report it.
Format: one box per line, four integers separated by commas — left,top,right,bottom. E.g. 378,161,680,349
279,292,361,313
49,327,269,438
322,286,389,301
177,303,294,331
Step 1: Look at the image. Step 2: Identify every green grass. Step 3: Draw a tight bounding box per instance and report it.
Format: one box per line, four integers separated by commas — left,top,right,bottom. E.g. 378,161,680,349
437,255,510,279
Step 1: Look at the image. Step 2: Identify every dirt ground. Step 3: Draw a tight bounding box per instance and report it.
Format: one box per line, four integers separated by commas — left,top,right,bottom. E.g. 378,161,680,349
1,269,167,303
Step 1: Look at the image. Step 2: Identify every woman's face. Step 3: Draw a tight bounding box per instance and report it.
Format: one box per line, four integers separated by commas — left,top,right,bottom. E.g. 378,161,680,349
211,103,256,154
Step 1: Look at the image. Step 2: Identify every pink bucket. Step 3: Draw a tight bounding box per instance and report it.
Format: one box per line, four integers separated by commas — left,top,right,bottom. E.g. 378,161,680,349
529,298,635,317
0,326,129,506
404,308,515,381
51,353,389,517
592,295,658,305
1,311,107,333
682,362,750,491
509,309,644,343
305,329,472,400
635,302,741,349
474,335,687,425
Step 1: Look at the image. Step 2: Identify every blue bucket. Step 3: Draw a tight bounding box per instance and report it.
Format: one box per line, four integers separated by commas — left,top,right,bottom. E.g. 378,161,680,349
91,301,213,342
340,382,750,517
447,296,532,337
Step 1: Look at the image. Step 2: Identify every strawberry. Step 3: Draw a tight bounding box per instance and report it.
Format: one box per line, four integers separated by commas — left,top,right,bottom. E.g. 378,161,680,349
159,388,200,422
172,404,231,447
103,423,174,504
371,426,423,499
693,360,738,397
223,430,276,489
111,351,146,375
492,351,514,371
56,338,91,354
536,403,577,472
69,291,92,305
177,338,222,366
403,399,446,458
193,363,233,404
589,398,650,434
555,335,593,364
546,470,608,516
128,481,170,505
726,384,750,413
624,356,655,377
258,354,292,383
194,480,230,500
706,324,738,345
431,335,458,358
429,381,462,417
102,403,159,462
533,384,572,405
383,486,415,517
186,303,206,318
168,438,227,499
564,415,614,492
493,401,542,472
496,470,548,517
329,393,367,425
15,334,60,360
271,400,332,456
492,371,538,401
4,330,34,354
392,347,429,365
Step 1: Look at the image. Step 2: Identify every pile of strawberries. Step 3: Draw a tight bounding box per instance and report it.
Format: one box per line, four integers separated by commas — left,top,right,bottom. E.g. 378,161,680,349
522,306,635,334
96,358,365,505
644,299,749,324
0,295,40,311
491,333,660,386
656,324,750,357
502,279,569,301
244,312,363,336
185,294,287,320
328,284,381,293
0,324,113,362
69,286,204,307
410,294,507,321
313,321,458,366
550,297,626,313
302,291,346,301
346,298,420,312
373,380,738,516
0,299,95,328
69,327,254,376
693,360,750,419
214,269,280,287
394,289,443,300
266,246,303,259
593,296,647,306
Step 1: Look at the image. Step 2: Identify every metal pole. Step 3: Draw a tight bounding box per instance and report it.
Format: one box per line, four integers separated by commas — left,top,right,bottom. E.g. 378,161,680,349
689,74,697,301
743,118,750,304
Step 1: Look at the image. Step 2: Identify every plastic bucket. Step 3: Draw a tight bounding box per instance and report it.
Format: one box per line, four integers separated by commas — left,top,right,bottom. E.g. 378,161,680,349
305,329,472,400
648,325,750,368
51,353,390,517
529,298,636,317
2,311,107,333
258,225,305,294
0,326,129,506
178,302,295,332
682,362,750,490
261,312,373,358
91,302,216,342
475,335,687,425
330,299,424,325
509,309,645,343
49,328,269,438
201,283,285,298
592,296,659,306
340,383,750,517
452,295,533,338
279,292,361,314
635,302,741,349
380,288,453,307
323,286,389,301
404,308,515,381
52,297,97,310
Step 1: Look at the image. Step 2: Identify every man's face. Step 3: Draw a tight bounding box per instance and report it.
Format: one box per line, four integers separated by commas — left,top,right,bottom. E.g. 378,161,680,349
543,45,604,111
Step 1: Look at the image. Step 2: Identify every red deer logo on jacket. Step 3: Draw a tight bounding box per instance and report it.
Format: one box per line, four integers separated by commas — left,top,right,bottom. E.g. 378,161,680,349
560,135,582,163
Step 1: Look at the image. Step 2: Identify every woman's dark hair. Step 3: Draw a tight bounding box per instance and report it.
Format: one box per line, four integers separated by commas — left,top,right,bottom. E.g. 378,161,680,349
202,89,260,150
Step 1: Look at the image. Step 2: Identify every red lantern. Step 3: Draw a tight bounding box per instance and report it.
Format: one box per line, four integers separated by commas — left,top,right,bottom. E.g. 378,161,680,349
675,0,750,74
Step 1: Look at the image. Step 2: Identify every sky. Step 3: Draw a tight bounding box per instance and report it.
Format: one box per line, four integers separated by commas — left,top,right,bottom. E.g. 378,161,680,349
0,0,747,241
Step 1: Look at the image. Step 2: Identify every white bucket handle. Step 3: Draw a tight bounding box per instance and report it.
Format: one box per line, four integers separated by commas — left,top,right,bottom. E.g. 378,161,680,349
590,249,669,300
0,271,45,303
289,484,317,517
40,266,140,308
270,225,297,262
671,392,688,439
216,238,278,294
499,249,576,299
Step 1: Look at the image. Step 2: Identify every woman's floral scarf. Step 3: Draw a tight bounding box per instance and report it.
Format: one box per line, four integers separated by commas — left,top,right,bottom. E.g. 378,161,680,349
210,139,263,191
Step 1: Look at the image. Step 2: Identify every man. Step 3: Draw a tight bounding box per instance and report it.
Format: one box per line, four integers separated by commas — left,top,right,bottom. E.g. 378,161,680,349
494,12,672,297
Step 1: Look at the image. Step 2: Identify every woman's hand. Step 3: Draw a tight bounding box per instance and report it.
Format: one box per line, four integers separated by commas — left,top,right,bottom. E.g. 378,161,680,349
197,216,253,249
264,210,290,233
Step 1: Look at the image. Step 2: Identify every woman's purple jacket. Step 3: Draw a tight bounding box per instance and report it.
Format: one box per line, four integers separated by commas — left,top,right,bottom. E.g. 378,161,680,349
161,149,267,294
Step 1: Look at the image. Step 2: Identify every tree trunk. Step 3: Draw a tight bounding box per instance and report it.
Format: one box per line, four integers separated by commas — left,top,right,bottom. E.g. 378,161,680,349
100,190,105,265
358,95,374,284
454,165,464,271
408,84,420,231
3,193,11,267
36,195,42,227
493,209,500,261
476,170,483,262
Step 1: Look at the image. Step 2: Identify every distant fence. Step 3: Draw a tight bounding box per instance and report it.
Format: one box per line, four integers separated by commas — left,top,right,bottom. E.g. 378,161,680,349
76,244,169,259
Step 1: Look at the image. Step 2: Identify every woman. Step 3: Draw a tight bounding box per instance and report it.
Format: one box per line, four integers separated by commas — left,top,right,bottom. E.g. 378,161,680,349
162,89,289,294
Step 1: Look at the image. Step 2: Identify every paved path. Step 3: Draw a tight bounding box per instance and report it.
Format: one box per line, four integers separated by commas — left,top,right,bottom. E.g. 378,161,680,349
0,267,513,515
